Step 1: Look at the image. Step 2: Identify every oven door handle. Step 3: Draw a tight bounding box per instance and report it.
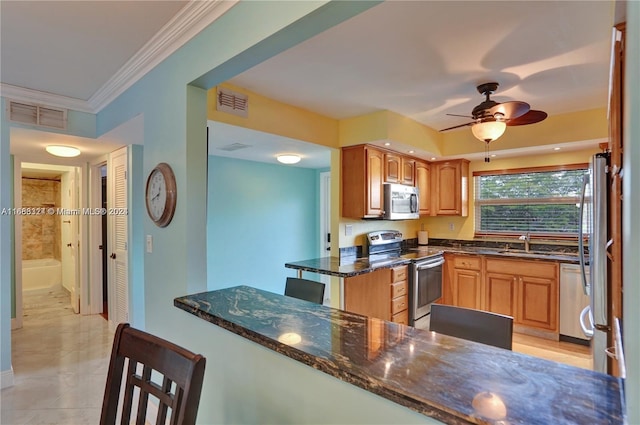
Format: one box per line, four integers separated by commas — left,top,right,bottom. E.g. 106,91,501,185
415,257,445,269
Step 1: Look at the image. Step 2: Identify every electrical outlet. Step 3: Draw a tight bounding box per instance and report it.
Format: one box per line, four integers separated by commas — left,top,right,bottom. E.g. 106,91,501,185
345,225,353,236
449,222,455,231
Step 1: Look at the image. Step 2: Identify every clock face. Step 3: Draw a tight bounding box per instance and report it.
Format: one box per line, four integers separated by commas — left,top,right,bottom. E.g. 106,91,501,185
147,169,167,220
145,163,176,227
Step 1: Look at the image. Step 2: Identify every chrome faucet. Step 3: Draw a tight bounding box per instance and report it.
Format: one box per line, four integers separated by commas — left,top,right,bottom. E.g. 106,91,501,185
519,233,531,252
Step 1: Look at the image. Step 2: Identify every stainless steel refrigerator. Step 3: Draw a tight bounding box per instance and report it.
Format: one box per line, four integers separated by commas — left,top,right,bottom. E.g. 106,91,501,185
579,152,609,373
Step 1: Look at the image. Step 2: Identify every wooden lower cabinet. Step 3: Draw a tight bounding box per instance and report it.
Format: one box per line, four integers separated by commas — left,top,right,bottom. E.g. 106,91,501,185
445,254,559,334
443,254,482,309
453,269,482,309
343,265,409,324
485,258,558,333
517,275,557,331
485,273,518,317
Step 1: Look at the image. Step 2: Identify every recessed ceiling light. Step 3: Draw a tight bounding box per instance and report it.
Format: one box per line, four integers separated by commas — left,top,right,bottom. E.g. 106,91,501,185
491,154,497,158
46,145,81,157
408,150,415,154
430,157,436,161
553,147,561,151
384,142,391,146
276,154,301,164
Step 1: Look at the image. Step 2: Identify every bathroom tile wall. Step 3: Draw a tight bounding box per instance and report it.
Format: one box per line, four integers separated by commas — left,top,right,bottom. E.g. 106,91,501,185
22,178,61,260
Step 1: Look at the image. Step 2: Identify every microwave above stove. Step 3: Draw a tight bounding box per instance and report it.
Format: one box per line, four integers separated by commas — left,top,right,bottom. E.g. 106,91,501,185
383,183,419,220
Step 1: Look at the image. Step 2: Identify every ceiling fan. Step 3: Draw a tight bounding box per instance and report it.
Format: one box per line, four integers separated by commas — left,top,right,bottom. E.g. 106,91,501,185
440,82,547,161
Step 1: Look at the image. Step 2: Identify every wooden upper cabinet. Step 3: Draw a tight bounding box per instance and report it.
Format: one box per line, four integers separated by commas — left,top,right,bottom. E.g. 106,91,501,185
432,159,469,216
384,152,401,183
415,160,431,216
342,145,384,219
384,153,415,186
401,158,415,186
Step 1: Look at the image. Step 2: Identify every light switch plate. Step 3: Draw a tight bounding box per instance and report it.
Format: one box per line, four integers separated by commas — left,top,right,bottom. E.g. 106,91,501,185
146,235,153,253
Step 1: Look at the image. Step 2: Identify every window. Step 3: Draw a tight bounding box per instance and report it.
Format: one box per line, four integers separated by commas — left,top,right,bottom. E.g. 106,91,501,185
474,164,588,238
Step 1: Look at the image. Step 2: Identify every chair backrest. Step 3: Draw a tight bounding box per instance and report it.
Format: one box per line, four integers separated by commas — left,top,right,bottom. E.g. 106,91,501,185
100,323,206,425
429,304,513,350
284,277,325,304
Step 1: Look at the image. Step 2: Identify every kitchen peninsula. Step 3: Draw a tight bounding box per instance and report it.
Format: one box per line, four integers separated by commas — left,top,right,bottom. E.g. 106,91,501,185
175,286,624,424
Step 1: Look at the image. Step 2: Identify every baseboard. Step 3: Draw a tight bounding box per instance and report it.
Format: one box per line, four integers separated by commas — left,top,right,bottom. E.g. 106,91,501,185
514,325,559,341
1,367,15,389
11,317,22,330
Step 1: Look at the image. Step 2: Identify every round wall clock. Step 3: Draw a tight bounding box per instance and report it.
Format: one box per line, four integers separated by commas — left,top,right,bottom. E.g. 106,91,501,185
145,162,177,228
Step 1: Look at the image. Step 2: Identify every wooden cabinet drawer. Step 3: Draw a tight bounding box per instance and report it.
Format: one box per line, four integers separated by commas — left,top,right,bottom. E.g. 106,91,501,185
452,255,482,270
391,309,409,325
390,280,407,298
391,296,408,315
391,265,408,282
485,258,557,279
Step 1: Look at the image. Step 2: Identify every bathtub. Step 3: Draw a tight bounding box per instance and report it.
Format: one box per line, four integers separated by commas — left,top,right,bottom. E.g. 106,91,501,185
22,258,62,293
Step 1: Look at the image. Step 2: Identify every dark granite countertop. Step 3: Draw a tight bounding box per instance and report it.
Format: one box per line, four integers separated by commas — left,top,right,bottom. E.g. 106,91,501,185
175,286,625,425
285,245,579,278
284,256,411,278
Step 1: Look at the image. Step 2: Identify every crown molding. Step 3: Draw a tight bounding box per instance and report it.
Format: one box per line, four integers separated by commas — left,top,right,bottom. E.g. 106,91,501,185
88,0,238,113
1,0,237,115
0,83,93,113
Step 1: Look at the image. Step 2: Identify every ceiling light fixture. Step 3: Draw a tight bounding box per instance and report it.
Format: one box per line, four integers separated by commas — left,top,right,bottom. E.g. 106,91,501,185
276,154,301,164
46,145,81,158
471,118,507,162
471,120,507,144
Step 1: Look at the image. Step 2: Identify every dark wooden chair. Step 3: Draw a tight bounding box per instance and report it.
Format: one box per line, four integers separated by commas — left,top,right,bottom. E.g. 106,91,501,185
285,277,325,304
100,323,206,425
429,304,514,350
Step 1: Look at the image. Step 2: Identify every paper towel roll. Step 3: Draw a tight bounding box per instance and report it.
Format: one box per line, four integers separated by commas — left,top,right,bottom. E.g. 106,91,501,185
418,230,429,245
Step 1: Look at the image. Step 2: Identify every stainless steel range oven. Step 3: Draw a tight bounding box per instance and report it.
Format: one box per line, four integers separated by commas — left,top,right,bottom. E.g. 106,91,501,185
408,254,445,328
365,231,444,328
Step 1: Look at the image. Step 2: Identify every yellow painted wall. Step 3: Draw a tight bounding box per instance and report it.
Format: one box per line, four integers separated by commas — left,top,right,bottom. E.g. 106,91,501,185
441,108,608,156
339,110,441,154
424,147,601,241
208,84,339,148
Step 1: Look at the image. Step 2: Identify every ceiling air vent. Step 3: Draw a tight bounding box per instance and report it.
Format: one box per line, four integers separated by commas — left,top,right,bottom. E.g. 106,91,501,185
218,143,251,152
8,100,67,130
216,88,248,118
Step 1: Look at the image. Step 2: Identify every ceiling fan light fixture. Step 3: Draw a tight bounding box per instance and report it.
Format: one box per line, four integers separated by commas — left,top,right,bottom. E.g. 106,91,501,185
276,154,301,164
471,120,506,143
45,145,81,157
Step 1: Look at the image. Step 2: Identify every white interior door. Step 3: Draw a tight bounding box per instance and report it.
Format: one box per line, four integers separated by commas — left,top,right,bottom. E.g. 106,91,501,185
108,147,129,326
61,168,80,313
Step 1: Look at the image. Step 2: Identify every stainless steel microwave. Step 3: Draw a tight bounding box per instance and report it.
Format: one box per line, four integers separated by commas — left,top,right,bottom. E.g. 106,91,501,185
383,183,419,220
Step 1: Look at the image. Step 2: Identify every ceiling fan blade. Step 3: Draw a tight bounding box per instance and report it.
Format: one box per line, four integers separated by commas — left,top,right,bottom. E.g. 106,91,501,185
507,110,548,126
439,122,475,132
446,113,474,118
489,101,530,119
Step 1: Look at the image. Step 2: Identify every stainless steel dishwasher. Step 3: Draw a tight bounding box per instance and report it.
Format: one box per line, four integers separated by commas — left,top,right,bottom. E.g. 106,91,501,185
559,263,591,344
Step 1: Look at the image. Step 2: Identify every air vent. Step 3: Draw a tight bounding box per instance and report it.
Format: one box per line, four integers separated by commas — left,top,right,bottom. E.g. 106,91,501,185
216,88,248,117
8,100,67,129
218,143,251,152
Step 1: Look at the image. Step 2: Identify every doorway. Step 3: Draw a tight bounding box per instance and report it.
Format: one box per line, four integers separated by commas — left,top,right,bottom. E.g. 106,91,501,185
101,166,108,320
18,162,81,320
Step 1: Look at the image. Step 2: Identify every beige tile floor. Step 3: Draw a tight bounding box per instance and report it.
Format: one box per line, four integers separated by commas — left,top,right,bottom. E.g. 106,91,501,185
1,288,114,425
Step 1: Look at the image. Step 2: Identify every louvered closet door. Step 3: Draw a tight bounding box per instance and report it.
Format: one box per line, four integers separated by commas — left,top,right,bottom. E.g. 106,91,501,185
108,147,129,325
